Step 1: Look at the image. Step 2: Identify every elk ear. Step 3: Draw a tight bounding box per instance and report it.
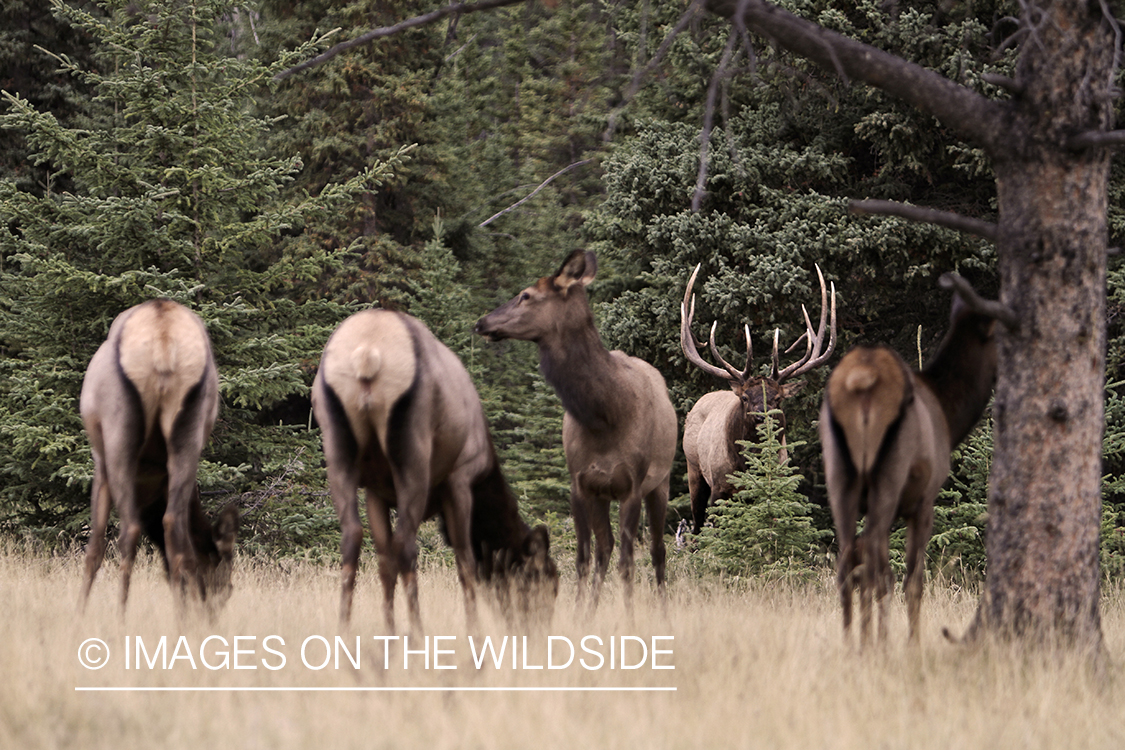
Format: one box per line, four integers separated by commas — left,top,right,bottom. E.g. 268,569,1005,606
213,505,239,560
779,380,806,399
554,250,597,292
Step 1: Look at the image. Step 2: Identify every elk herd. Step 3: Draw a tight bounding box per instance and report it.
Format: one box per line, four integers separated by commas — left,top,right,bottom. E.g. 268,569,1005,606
76,250,1015,647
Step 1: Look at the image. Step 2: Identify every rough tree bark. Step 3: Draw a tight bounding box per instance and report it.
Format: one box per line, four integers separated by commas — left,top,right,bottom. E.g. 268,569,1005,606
705,0,1116,648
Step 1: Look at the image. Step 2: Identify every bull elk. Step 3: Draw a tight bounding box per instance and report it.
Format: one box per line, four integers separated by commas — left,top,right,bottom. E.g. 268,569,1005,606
681,264,837,532
311,309,558,633
820,273,1016,645
475,250,678,611
79,299,238,612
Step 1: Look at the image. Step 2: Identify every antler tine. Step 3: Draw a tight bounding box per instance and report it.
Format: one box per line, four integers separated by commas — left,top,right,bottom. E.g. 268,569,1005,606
681,265,734,381
776,266,837,381
705,319,752,381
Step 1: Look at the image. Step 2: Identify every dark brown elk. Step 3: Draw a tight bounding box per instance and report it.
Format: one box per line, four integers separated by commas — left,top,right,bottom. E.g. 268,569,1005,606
820,273,1016,645
311,309,558,632
79,299,237,612
475,250,677,611
681,264,836,532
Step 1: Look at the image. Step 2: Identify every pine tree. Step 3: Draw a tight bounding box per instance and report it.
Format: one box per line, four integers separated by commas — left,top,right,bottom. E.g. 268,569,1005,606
0,0,406,545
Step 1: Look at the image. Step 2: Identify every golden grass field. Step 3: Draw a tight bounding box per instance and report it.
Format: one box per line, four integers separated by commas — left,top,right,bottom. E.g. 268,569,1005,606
2,541,1124,750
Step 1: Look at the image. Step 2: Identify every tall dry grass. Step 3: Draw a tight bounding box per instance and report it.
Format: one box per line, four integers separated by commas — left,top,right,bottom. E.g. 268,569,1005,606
1,543,1123,750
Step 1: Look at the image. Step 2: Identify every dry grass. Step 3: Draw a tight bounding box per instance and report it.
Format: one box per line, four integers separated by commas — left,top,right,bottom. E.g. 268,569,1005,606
2,544,1124,750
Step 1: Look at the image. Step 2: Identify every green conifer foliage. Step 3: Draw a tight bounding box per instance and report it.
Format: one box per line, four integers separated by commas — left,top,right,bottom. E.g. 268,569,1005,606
0,0,404,546
697,404,830,578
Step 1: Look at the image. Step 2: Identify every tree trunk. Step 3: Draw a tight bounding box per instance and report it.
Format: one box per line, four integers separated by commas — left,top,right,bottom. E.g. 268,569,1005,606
704,0,1117,648
970,3,1113,648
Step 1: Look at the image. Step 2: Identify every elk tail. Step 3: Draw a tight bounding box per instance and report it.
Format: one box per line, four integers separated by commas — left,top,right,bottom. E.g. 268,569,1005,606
351,345,383,408
829,346,911,477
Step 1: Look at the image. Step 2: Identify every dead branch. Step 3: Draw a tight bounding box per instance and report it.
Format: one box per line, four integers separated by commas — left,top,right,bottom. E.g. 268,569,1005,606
603,0,707,141
849,199,999,242
479,159,594,227
704,0,1009,156
273,0,529,81
693,29,740,212
1067,130,1125,150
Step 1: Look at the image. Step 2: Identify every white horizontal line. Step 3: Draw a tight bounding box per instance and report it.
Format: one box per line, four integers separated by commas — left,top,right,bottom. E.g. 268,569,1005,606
75,686,677,693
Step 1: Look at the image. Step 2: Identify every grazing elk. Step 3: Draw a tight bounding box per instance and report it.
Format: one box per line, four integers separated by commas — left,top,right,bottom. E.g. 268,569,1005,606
681,264,837,532
311,309,558,633
79,299,238,613
820,273,1016,645
475,250,678,611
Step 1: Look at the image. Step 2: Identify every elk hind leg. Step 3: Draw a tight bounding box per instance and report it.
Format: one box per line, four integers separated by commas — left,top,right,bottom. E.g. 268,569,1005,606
80,459,112,611
687,464,710,534
441,480,479,631
331,469,364,625
904,510,934,643
164,452,204,602
389,466,428,635
645,483,669,595
364,491,396,632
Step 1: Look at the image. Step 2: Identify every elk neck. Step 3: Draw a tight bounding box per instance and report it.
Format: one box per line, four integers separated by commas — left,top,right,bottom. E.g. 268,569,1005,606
919,312,997,447
535,305,625,433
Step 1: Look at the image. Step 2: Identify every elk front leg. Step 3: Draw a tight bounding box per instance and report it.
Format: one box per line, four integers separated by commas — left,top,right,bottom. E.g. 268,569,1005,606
617,492,642,613
587,497,615,611
571,488,593,608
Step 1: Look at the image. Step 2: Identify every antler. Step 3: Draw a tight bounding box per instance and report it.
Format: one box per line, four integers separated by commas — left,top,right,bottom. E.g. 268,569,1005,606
771,264,837,382
681,264,752,382
682,263,837,384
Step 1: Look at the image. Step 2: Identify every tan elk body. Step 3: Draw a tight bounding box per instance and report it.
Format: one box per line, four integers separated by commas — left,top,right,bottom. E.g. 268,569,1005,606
312,309,557,632
681,264,836,532
819,273,1013,644
475,250,677,610
79,299,237,612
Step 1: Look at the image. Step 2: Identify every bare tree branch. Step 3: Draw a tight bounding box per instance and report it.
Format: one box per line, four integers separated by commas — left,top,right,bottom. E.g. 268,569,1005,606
704,0,1010,156
1068,129,1125,150
273,0,529,81
849,199,999,242
693,29,739,212
603,0,707,140
479,159,594,227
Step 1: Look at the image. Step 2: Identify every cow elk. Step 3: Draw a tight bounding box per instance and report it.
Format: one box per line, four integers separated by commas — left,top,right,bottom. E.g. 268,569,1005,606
79,299,238,613
819,273,1016,645
681,264,836,532
311,309,558,633
475,250,678,612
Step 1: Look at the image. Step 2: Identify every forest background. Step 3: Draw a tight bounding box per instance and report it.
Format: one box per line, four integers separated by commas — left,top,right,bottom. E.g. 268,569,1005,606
3,0,1125,587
